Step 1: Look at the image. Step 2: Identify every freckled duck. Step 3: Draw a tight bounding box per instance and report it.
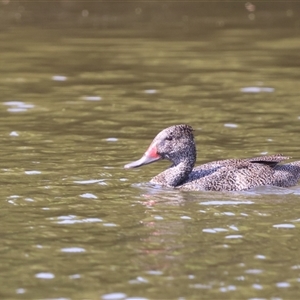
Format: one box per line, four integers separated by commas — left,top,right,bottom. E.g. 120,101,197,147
124,124,300,191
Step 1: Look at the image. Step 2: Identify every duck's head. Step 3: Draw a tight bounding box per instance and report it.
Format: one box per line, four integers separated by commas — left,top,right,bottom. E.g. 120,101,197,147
124,124,195,169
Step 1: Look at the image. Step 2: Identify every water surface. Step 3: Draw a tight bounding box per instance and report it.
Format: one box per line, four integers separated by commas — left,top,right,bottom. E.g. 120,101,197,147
1,18,300,299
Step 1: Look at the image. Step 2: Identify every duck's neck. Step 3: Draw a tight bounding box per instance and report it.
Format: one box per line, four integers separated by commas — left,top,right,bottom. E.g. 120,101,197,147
150,157,195,187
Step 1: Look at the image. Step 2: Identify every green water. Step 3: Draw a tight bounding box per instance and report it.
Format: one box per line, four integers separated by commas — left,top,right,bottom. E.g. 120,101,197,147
1,14,300,300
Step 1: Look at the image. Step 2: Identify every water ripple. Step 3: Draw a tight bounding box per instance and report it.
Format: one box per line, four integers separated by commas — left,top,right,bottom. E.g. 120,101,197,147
54,215,102,225
225,235,243,239
276,282,291,288
25,170,41,175
80,193,97,199
83,96,102,101
52,75,67,81
203,228,228,233
61,247,86,253
199,200,253,206
4,101,35,112
35,272,55,279
74,179,105,184
240,86,274,93
273,224,296,229
102,293,127,300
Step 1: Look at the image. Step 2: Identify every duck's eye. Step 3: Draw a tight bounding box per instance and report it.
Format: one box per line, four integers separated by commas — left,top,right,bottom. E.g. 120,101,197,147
165,136,173,141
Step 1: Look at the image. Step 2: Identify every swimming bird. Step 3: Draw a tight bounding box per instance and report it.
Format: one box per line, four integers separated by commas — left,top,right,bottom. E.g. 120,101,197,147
124,124,300,191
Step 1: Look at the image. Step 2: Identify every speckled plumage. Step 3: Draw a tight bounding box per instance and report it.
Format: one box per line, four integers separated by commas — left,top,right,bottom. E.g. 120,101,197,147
125,124,300,191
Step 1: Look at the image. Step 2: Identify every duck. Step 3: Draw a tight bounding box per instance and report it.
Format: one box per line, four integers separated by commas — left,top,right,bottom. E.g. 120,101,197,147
124,124,300,191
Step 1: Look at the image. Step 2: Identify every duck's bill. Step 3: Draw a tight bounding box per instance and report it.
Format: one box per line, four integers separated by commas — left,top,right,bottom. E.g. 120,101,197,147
124,153,161,169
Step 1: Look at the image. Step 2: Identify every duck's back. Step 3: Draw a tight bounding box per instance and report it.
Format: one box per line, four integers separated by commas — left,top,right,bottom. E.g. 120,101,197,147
181,154,300,191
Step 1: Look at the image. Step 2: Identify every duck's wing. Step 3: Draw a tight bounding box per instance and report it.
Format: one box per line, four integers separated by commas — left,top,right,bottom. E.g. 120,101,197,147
188,155,291,188
192,154,289,174
247,154,290,168
184,160,277,191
